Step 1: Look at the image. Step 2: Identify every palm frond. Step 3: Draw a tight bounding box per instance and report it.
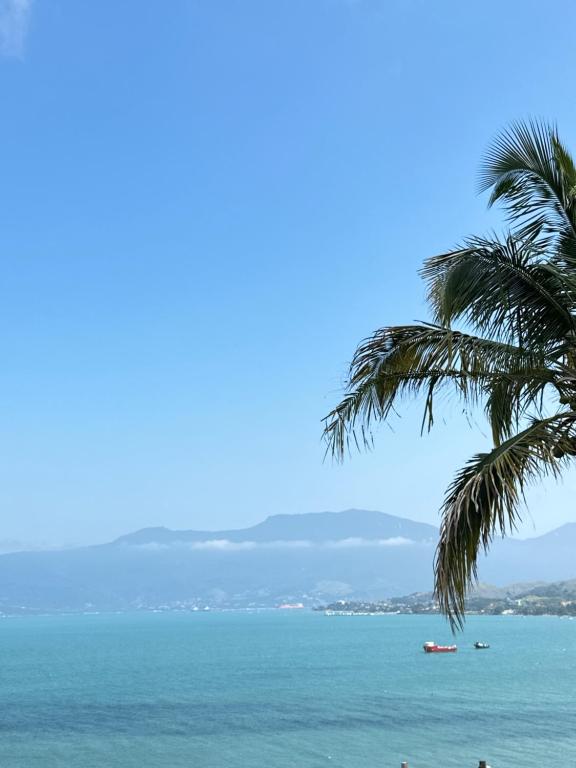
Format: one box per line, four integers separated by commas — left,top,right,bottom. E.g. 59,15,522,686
553,134,576,267
479,120,576,241
434,411,576,629
422,234,576,348
323,324,549,460
323,120,576,629
484,369,556,446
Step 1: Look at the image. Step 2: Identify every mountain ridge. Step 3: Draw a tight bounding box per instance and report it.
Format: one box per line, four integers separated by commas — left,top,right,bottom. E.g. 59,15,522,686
113,509,438,546
0,509,575,614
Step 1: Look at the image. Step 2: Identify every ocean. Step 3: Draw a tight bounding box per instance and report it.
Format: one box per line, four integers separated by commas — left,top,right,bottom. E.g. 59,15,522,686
0,611,574,767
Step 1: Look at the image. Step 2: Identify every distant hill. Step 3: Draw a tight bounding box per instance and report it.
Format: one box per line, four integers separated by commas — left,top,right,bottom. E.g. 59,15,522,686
0,510,437,613
519,578,576,600
320,576,576,617
114,509,438,546
0,510,575,614
479,523,576,585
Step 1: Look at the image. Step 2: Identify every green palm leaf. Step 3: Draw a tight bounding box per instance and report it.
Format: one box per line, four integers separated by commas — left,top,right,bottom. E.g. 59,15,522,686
479,120,576,263
435,412,576,629
323,120,576,626
422,234,576,347
323,324,553,460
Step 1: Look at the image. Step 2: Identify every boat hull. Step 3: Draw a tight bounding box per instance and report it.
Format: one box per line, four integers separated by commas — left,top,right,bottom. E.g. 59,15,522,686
423,644,457,653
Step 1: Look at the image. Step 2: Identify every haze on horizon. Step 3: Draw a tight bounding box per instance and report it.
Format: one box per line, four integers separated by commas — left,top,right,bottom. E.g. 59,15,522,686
2,0,576,547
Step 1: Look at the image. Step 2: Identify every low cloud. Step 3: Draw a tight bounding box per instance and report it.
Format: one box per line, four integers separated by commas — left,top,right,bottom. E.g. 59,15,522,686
132,537,425,552
324,536,415,548
0,0,32,58
136,539,313,552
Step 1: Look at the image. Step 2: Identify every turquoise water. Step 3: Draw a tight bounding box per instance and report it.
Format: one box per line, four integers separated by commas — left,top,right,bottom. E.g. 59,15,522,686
0,612,574,767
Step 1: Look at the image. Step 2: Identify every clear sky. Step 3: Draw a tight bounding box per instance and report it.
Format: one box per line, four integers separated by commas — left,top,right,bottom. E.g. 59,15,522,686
1,0,576,547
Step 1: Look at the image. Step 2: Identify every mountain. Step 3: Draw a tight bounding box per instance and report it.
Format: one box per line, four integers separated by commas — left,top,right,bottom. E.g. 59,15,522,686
114,509,438,546
0,510,437,613
0,510,575,614
519,577,576,599
478,523,576,585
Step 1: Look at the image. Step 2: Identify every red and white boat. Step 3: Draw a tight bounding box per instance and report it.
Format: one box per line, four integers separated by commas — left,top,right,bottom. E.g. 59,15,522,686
423,641,457,653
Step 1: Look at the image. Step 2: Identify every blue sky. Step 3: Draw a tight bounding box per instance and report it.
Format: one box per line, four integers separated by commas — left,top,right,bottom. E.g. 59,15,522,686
1,0,576,546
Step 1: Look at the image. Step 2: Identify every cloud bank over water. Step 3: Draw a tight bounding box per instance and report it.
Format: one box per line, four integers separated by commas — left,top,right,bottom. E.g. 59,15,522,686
132,536,426,552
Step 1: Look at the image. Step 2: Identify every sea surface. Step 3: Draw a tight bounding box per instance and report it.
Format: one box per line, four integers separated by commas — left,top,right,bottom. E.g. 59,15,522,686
0,611,574,767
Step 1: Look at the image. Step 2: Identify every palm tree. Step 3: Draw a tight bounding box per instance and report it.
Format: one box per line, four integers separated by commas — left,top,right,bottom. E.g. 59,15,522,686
323,121,576,628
